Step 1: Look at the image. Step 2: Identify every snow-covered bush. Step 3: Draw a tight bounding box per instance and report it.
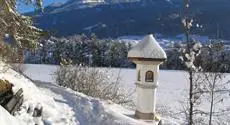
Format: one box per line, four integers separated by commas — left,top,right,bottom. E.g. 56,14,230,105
55,64,133,105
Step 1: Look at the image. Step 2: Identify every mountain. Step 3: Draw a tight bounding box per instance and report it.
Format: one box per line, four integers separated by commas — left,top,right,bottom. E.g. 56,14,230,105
39,0,140,14
27,0,230,39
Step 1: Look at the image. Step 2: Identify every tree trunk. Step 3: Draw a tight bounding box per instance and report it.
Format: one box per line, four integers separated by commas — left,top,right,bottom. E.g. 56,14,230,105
189,70,193,125
209,76,216,125
209,90,214,125
183,0,194,124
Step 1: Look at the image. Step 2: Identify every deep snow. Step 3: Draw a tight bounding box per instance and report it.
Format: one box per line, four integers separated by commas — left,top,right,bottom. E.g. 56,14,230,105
4,63,229,124
2,63,179,125
23,64,188,110
0,63,76,125
33,81,156,125
23,64,230,124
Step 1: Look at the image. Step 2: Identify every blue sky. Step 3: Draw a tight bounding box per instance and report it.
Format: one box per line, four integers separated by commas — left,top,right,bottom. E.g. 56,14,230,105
18,0,67,13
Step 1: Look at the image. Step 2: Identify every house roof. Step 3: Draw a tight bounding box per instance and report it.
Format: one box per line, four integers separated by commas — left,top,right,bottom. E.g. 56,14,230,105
128,34,167,61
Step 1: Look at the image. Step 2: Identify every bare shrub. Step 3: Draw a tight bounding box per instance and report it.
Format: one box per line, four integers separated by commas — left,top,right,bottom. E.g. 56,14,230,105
55,64,133,105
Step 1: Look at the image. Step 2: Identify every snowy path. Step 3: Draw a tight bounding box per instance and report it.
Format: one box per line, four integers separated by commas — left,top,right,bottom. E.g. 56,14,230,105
33,81,77,124
34,80,151,125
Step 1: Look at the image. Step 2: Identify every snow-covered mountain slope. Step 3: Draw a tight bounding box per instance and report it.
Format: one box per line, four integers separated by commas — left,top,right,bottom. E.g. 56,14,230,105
44,0,140,13
27,0,230,39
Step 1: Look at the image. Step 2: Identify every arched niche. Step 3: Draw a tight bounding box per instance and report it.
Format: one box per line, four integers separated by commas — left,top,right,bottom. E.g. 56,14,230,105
145,70,154,82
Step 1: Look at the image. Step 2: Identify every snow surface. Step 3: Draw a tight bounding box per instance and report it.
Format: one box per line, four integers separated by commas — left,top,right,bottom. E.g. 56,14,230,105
0,63,75,125
34,81,154,125
24,64,185,123
128,34,167,59
23,64,188,110
1,63,180,125
23,64,230,124
0,106,25,125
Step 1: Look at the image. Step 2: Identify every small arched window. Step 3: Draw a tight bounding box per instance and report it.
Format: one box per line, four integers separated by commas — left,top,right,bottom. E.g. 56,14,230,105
145,71,154,82
137,70,141,81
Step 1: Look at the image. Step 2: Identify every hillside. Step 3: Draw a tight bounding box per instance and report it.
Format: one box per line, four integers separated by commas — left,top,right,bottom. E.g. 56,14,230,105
0,63,76,125
27,0,230,39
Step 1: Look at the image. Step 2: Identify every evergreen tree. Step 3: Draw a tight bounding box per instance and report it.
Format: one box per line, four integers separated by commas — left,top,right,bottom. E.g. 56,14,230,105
0,0,44,62
0,0,44,49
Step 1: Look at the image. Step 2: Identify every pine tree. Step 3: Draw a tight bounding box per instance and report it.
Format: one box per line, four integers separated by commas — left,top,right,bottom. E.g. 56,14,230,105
0,0,44,63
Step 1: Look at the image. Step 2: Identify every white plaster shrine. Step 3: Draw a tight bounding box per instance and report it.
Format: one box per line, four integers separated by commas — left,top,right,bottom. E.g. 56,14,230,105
128,34,167,120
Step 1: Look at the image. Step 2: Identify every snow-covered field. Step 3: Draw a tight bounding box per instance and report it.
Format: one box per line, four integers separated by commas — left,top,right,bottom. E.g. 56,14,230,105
1,63,182,125
23,64,188,122
23,64,188,109
2,64,229,124
23,64,230,124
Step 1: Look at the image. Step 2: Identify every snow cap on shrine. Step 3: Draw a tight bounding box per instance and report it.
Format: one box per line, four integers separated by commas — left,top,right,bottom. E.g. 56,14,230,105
128,34,167,61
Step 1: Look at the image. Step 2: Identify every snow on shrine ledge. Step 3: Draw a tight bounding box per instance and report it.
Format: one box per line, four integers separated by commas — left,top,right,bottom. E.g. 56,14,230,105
128,34,167,61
